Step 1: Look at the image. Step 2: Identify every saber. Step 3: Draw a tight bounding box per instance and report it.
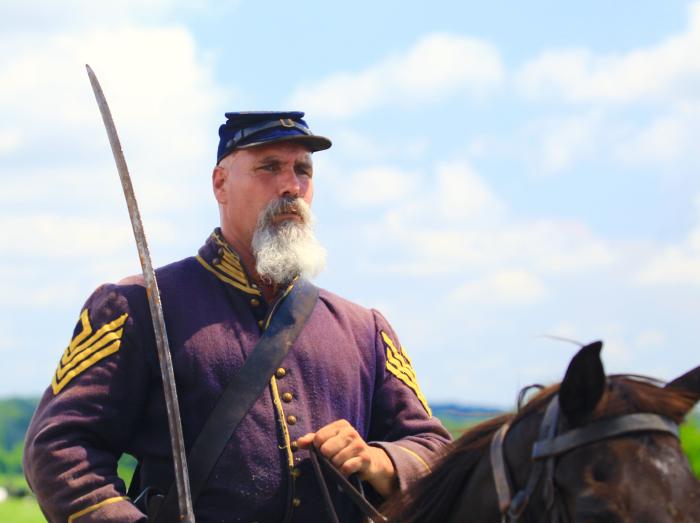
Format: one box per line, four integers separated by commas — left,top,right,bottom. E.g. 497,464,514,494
86,64,195,523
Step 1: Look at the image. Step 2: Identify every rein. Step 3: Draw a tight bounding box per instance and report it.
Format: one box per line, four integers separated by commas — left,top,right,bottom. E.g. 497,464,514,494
309,446,388,522
489,394,679,522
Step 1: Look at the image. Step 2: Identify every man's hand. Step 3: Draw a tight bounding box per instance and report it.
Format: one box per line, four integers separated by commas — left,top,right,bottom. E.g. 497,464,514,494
296,419,398,498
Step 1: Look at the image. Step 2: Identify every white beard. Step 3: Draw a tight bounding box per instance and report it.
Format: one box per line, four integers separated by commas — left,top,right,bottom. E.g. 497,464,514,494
251,197,327,285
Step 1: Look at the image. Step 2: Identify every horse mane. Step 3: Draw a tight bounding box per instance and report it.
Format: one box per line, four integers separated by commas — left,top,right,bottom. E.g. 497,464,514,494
381,413,514,523
381,376,699,523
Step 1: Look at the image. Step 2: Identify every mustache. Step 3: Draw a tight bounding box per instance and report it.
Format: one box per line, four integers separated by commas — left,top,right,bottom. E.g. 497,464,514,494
260,196,310,224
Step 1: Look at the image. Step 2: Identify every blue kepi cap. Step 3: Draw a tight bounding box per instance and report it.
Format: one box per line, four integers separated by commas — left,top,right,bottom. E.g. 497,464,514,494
217,111,332,163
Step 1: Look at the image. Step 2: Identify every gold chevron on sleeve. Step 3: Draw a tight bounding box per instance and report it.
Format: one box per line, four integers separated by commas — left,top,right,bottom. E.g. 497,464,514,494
51,309,129,395
381,331,432,417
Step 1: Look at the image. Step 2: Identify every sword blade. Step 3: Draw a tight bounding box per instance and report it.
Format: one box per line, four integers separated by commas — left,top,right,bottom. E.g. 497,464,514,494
85,64,195,523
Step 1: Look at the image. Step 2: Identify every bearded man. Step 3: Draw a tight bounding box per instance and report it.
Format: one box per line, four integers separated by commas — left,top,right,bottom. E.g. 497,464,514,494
23,112,451,522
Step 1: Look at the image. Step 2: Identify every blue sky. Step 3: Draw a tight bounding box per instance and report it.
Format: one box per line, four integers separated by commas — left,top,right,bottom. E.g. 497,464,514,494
1,0,700,407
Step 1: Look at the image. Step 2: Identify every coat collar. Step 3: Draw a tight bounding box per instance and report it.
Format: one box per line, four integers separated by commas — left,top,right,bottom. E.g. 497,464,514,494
196,229,262,296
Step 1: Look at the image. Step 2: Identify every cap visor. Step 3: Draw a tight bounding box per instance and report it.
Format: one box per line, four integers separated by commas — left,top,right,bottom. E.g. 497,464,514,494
237,134,332,153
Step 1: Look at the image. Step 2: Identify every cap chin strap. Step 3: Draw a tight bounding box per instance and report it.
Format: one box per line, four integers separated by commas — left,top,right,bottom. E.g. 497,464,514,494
490,394,679,523
226,119,311,150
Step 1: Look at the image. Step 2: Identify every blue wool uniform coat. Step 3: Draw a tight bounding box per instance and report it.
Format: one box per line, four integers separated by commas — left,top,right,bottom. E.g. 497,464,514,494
24,230,451,522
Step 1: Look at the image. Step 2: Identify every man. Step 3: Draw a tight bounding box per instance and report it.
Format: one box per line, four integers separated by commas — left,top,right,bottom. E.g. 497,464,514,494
24,111,451,522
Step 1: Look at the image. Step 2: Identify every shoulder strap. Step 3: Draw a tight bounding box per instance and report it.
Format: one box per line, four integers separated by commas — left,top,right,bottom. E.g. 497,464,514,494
152,279,319,522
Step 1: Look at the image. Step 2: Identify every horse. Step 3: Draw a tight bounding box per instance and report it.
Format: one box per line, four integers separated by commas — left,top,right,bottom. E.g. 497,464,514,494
381,341,700,522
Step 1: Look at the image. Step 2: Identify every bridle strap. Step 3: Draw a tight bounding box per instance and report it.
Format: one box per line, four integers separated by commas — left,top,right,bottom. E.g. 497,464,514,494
490,423,512,514
489,394,680,522
490,397,560,521
532,413,679,459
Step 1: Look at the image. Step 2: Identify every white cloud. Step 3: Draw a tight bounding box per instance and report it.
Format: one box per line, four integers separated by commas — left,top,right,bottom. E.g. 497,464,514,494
450,269,547,306
329,128,430,162
523,111,606,175
635,329,666,349
0,129,22,155
347,159,615,280
0,19,223,312
0,214,132,258
289,33,504,118
0,0,215,33
634,247,700,285
615,100,700,167
377,215,615,277
434,160,505,222
634,193,700,286
516,2,700,104
0,26,221,157
334,166,420,206
0,329,14,352
599,336,632,369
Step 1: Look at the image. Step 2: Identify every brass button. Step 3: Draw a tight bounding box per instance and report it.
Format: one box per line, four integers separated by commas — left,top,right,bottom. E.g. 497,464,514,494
282,392,293,403
292,498,301,508
286,415,297,425
291,467,301,478
257,319,264,328
290,441,298,452
275,368,286,379
250,298,260,307
212,257,221,265
217,247,224,256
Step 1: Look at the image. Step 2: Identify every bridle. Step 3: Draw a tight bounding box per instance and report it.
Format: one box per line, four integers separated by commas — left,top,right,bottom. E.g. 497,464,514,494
489,393,680,523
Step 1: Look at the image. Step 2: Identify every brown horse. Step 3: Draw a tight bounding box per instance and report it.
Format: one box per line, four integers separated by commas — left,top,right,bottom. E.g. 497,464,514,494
382,341,700,522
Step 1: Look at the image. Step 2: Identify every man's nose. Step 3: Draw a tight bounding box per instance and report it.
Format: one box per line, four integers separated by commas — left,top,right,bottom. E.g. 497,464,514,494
277,168,302,198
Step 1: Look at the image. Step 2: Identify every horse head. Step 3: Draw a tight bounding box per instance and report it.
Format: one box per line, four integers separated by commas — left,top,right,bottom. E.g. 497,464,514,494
382,342,700,522
543,342,700,522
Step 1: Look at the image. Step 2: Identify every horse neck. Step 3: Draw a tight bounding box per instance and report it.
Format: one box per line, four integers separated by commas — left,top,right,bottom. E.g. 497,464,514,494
447,445,505,523
448,406,549,523
503,404,550,493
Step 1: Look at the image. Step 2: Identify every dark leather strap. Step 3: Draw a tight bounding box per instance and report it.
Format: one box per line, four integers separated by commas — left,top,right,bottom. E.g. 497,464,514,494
309,446,388,523
532,413,678,459
152,279,319,522
489,422,512,514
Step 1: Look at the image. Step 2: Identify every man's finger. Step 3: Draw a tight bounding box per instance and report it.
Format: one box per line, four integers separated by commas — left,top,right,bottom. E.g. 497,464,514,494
319,432,356,459
312,419,350,446
338,456,364,477
329,443,367,470
295,432,316,448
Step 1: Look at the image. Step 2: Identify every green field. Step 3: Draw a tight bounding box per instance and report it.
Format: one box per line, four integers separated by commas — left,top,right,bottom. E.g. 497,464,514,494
0,497,44,523
681,419,700,477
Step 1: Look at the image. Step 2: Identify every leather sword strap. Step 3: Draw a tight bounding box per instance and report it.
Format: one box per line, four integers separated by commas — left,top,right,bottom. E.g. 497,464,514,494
152,279,319,523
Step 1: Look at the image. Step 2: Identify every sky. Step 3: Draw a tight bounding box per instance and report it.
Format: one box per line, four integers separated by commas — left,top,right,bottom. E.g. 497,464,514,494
1,0,700,408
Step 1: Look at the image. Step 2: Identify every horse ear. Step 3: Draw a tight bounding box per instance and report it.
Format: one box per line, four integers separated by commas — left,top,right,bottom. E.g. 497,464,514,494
559,341,606,425
666,365,700,394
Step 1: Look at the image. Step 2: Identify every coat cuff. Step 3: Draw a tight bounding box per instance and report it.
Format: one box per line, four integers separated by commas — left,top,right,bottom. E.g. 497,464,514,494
370,441,433,492
67,496,146,522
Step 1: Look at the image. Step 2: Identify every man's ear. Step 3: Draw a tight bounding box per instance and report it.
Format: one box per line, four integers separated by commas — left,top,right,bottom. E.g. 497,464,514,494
212,165,228,204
